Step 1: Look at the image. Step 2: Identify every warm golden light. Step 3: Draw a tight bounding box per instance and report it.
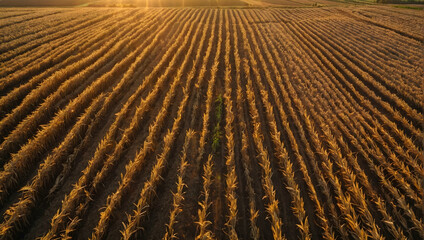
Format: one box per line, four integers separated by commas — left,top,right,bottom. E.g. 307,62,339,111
0,0,422,239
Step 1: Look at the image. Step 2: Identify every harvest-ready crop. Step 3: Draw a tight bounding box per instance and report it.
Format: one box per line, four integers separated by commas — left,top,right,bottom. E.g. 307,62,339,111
0,3,422,239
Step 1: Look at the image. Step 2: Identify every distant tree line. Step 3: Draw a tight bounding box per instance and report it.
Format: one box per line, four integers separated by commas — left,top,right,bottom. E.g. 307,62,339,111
376,0,424,3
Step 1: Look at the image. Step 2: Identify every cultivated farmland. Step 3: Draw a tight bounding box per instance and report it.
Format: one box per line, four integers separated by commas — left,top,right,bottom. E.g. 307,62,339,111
0,2,423,240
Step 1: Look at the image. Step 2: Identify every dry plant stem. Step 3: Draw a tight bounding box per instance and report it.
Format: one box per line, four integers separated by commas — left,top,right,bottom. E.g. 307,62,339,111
230,10,260,240
223,9,238,240
0,10,160,206
196,9,223,166
119,91,191,240
237,9,314,240
40,9,195,240
246,9,336,240
0,93,106,239
162,130,195,240
195,155,215,240
194,9,223,240
242,58,285,240
0,7,422,240
265,8,417,239
92,10,210,240
0,10,152,119
0,10,157,156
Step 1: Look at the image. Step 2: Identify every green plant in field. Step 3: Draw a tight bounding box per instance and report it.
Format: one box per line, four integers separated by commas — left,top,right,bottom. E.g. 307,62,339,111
212,94,223,153
212,123,221,153
393,5,423,10
215,94,223,121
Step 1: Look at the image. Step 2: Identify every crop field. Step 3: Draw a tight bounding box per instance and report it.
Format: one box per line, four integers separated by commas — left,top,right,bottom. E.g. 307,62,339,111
0,2,423,240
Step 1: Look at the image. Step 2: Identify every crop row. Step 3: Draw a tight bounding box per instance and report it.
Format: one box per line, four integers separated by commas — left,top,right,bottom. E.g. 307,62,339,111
0,7,422,240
